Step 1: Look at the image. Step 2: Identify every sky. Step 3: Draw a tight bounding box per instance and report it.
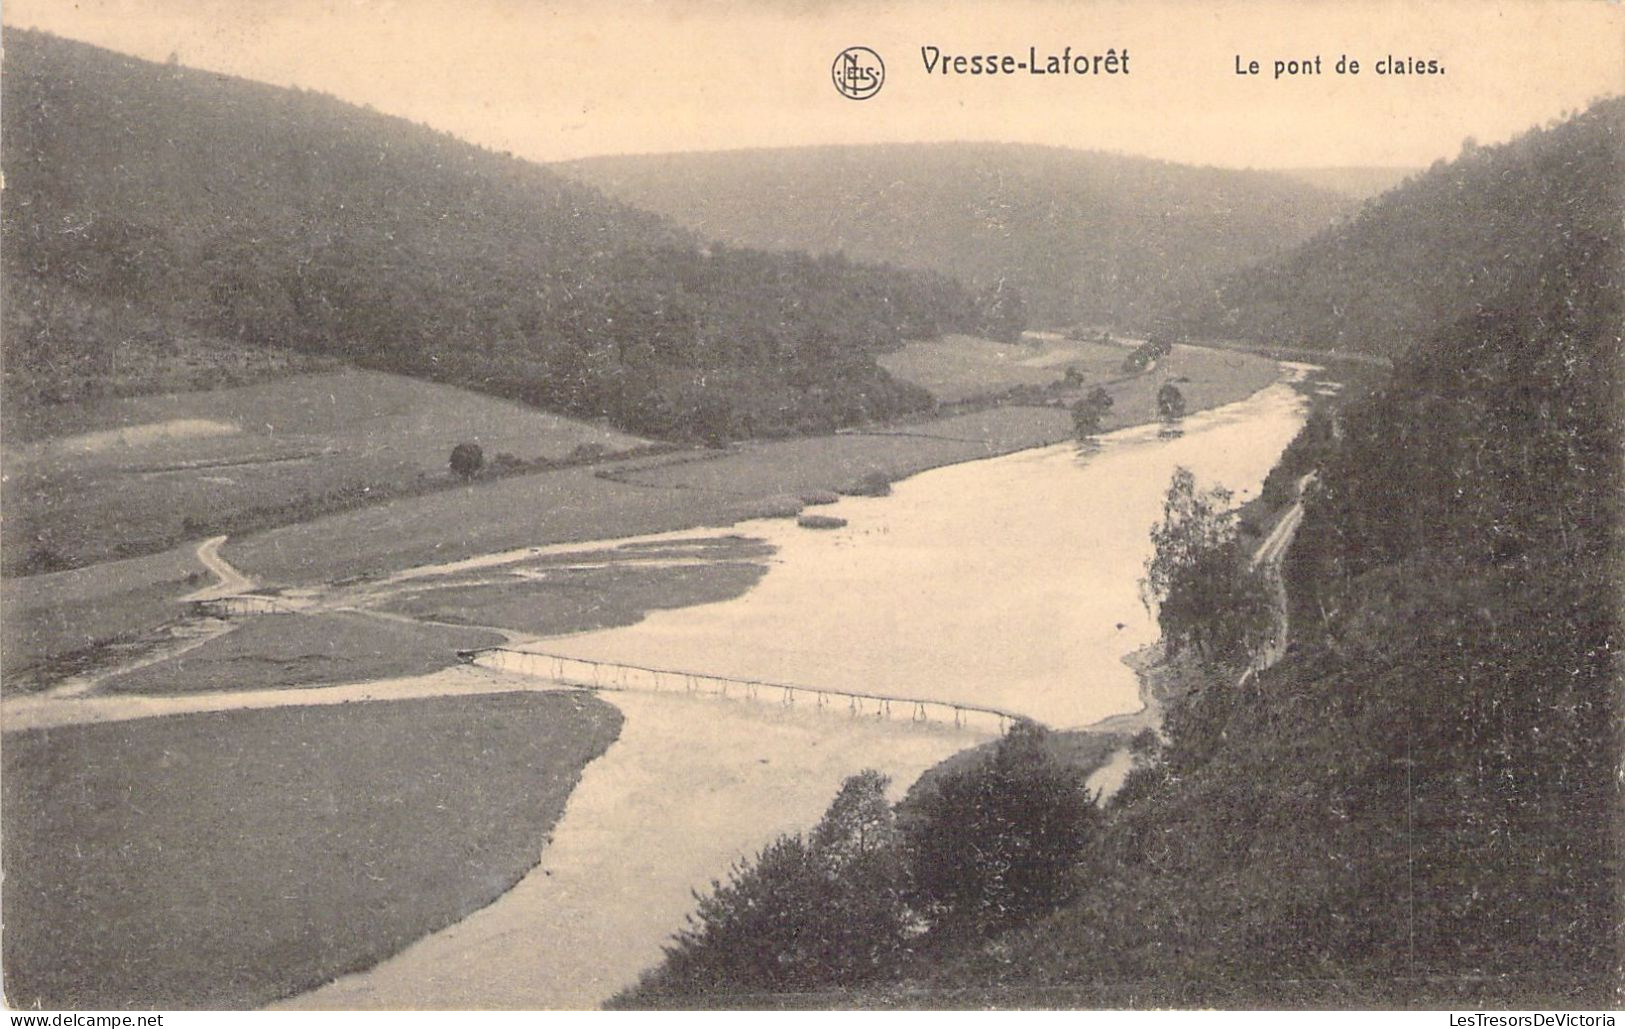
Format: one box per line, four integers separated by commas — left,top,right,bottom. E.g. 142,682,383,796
4,0,1621,169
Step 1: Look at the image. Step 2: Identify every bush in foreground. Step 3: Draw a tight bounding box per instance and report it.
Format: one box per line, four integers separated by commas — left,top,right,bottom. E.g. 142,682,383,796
618,725,1103,1004
901,721,1099,934
630,771,908,999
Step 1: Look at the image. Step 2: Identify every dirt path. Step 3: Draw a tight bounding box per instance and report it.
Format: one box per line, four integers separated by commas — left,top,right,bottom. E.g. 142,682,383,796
278,689,986,1010
181,535,256,601
33,616,240,700
1251,474,1314,571
1,664,534,734
1248,472,1315,671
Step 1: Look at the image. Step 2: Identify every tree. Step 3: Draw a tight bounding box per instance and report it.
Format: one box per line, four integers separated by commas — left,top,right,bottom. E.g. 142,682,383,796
449,442,484,480
1157,382,1186,421
643,770,908,997
902,721,1098,932
1141,467,1274,664
810,769,900,868
1071,398,1104,438
1071,386,1115,439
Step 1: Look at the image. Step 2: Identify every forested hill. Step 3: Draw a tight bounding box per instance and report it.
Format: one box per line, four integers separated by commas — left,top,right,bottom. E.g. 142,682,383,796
1173,96,1625,355
916,184,1622,1008
2,30,1011,441
556,144,1355,328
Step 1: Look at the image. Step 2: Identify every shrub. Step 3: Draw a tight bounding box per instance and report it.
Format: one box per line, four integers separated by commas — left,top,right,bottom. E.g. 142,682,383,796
449,442,484,480
902,721,1099,933
638,771,908,998
1129,727,1161,756
568,442,610,463
1071,386,1115,439
1157,382,1186,421
841,471,892,497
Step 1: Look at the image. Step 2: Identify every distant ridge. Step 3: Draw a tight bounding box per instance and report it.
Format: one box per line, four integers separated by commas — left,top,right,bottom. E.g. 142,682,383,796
1274,166,1417,200
557,143,1356,328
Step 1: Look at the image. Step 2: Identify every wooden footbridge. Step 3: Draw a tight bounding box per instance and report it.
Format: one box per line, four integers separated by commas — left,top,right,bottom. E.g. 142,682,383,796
461,647,1018,735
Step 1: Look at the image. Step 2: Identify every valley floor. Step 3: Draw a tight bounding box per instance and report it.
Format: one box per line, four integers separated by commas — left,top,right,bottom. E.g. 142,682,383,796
0,340,1297,1010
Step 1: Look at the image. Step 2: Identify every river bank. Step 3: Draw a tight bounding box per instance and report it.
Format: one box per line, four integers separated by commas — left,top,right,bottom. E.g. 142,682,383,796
277,689,987,1010
2,350,1314,1013
3,342,1280,684
220,342,1278,586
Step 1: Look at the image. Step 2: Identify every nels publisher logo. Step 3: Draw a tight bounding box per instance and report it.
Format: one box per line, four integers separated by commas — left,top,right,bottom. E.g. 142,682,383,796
833,46,884,100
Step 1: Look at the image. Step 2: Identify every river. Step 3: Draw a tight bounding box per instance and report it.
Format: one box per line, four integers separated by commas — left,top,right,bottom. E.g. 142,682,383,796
281,367,1311,1008
530,371,1310,729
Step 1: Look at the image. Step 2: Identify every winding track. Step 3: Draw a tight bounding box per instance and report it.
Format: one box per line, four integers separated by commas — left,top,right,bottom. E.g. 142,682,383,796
181,534,257,601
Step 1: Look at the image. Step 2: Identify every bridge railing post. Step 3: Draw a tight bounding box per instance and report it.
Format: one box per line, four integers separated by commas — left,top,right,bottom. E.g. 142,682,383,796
479,649,1017,734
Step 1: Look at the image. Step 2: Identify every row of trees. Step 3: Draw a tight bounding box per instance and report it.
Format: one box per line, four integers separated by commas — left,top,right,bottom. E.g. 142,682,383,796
1071,382,1185,442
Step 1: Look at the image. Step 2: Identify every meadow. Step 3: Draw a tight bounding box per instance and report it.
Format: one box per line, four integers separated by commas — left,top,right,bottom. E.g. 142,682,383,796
1,691,621,1010
876,334,1130,403
3,368,649,574
97,611,505,695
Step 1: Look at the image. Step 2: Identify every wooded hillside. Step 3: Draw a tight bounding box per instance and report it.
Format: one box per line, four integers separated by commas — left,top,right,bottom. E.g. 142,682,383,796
1173,97,1624,355
2,30,1015,442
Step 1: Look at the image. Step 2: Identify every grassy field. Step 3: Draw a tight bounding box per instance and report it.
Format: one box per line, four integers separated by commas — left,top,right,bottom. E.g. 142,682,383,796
0,544,204,681
378,537,773,638
3,368,649,574
617,411,1075,496
877,335,1130,403
1,691,622,1010
1088,343,1279,432
97,612,505,695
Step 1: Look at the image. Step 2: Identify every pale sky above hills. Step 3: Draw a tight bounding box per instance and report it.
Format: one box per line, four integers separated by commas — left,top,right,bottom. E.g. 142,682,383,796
5,0,1621,170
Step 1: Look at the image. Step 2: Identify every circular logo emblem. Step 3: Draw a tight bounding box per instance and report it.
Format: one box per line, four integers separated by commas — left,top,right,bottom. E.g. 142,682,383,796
832,46,885,100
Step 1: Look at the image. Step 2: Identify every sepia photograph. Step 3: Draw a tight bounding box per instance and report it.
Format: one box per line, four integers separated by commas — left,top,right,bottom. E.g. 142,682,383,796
0,0,1620,1015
